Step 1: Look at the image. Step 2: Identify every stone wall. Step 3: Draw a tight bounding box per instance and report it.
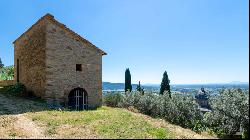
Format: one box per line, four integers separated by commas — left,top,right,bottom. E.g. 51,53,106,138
13,16,103,108
0,80,15,87
45,21,102,108
14,21,46,97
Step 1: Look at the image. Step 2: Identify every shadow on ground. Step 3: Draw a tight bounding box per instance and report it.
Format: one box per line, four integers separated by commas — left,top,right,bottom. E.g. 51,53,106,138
0,92,56,115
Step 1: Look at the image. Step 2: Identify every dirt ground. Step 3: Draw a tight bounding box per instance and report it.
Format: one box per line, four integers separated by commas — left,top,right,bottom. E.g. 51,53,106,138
0,93,51,139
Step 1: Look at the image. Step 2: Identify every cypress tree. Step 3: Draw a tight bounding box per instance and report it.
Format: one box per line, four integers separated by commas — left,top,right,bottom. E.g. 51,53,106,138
136,81,143,92
0,58,4,68
136,81,142,92
136,81,145,95
160,71,171,97
125,68,132,92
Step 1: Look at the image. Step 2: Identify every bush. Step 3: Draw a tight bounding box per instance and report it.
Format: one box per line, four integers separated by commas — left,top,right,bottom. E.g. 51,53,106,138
2,83,26,96
160,93,204,130
119,91,142,108
119,91,204,132
204,89,249,138
103,88,249,137
121,92,160,116
103,92,124,107
137,92,159,116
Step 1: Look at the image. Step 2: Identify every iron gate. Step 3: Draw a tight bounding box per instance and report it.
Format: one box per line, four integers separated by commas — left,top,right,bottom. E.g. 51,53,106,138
68,88,88,110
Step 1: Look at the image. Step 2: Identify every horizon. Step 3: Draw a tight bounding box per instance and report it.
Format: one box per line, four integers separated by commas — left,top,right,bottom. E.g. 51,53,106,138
103,81,249,85
0,0,249,84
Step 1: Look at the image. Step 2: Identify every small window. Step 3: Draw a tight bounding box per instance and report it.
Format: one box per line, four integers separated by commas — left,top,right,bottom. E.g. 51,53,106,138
76,64,82,71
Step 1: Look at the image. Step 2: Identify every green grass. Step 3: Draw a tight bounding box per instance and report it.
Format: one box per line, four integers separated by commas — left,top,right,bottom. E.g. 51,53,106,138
27,106,173,139
0,91,214,139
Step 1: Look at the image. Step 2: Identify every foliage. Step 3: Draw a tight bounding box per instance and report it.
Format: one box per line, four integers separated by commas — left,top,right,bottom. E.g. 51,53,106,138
160,71,171,97
103,92,124,107
204,89,249,138
0,65,14,80
0,58,4,68
103,88,249,138
2,83,26,96
125,68,132,92
136,81,144,94
119,91,204,132
136,81,142,91
160,93,204,130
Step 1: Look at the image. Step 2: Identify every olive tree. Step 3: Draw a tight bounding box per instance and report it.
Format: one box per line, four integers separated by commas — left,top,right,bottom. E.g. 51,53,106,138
204,89,249,138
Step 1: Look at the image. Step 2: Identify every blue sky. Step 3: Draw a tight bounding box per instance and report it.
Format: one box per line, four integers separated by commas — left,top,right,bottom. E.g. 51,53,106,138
0,0,249,84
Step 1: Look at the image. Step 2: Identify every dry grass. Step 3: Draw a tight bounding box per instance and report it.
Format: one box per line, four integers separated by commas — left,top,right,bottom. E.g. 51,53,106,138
0,115,28,138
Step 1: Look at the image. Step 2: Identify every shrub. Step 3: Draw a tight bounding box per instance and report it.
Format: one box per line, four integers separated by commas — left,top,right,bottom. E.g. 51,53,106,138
119,91,143,108
158,93,203,130
119,91,204,132
103,88,249,137
204,89,249,138
2,82,26,96
137,92,159,116
103,92,123,107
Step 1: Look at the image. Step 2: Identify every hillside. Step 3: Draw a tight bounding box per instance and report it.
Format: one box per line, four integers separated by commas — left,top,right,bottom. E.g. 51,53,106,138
0,92,216,139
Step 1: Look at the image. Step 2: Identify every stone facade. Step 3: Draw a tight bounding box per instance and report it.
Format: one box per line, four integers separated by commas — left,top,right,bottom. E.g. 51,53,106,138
14,20,46,97
13,14,106,109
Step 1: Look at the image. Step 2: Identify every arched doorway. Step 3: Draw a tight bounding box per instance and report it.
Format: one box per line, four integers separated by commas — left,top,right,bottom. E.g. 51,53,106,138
68,88,88,110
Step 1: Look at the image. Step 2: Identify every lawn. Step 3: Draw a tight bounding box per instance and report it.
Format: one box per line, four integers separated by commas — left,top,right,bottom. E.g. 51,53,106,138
27,106,173,139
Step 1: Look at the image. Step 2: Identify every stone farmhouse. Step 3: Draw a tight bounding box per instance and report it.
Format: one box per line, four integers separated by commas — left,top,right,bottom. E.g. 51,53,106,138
13,13,106,110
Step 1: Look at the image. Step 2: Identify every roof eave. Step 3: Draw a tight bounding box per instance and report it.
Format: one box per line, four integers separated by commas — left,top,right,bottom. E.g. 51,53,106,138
102,51,107,55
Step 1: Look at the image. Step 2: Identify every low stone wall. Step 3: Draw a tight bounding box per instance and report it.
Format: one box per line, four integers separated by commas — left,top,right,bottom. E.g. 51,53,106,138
0,80,15,87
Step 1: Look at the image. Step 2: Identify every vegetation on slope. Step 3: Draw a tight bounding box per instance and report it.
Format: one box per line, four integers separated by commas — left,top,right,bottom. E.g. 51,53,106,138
0,91,214,139
103,89,249,138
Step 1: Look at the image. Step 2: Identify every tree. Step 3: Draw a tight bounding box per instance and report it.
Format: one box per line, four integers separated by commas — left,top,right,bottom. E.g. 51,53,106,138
0,65,14,80
136,81,144,94
0,58,4,68
136,81,142,91
204,89,249,138
160,71,171,97
125,68,132,92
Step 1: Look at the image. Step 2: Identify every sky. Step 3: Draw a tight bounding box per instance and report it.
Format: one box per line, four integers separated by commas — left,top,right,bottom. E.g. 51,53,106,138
0,0,249,84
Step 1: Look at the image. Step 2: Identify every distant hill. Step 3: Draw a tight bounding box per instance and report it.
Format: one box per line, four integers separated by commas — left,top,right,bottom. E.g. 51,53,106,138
102,82,159,91
102,82,137,90
228,81,249,84
102,82,249,91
